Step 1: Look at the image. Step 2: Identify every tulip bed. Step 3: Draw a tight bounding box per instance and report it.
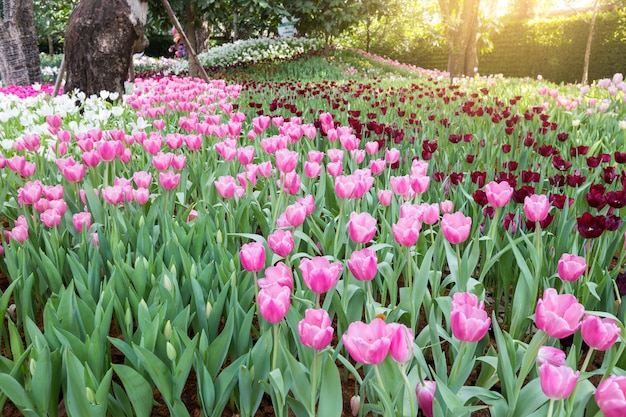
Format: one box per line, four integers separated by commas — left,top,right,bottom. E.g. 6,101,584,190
1,42,626,417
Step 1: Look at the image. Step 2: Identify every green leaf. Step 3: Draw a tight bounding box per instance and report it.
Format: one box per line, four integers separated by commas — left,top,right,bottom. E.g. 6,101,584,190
133,344,173,405
112,365,154,417
317,356,342,417
0,374,35,412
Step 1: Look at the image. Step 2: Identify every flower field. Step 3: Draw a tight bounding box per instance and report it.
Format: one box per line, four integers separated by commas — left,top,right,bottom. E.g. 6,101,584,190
1,40,626,417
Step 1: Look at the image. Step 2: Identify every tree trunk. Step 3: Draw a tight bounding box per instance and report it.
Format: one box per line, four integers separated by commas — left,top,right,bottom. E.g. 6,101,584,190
185,2,200,79
233,9,238,42
64,0,148,97
366,18,371,53
0,0,42,86
48,34,54,55
581,0,599,85
439,0,481,79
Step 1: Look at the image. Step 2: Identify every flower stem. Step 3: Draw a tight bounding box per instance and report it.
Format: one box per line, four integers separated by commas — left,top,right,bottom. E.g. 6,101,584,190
546,399,555,417
272,323,279,370
311,350,319,414
398,362,416,417
580,347,595,373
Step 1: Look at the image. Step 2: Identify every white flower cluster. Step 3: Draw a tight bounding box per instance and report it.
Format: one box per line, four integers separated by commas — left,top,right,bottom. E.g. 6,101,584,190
168,37,322,74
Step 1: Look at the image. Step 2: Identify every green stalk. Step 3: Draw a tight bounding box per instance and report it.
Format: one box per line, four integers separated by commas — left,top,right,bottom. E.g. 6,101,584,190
310,350,319,415
272,323,279,370
398,362,416,417
546,399,555,417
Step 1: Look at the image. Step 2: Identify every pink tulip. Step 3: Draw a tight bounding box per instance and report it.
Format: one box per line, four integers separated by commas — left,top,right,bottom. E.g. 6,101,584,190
416,380,436,417
369,158,385,175
240,242,266,272
268,229,294,258
581,315,621,351
214,176,237,198
334,175,357,199
97,140,122,162
392,216,421,246
257,161,273,177
43,185,64,200
539,363,579,400
258,284,291,324
171,154,186,171
297,194,316,216
347,249,378,281
535,288,584,339
152,152,173,170
258,262,293,290
308,150,324,163
342,318,392,364
390,175,413,199
133,188,150,205
387,323,414,363
275,149,298,173
410,174,430,194
419,203,440,225
327,149,344,162
102,186,125,204
450,292,491,342
347,212,377,243
278,171,301,195
441,212,472,244
40,209,62,228
524,194,550,222
284,202,306,227
133,171,152,188
327,161,343,177
153,119,166,130
143,135,163,155
237,146,255,165
158,171,181,190
61,163,85,182
365,141,379,155
485,181,513,207
537,346,566,366
18,181,43,206
304,161,322,178
595,375,626,417
440,200,454,213
72,212,92,232
48,199,66,216
298,257,343,294
81,150,100,167
411,159,429,176
385,148,400,164
557,253,586,282
9,225,28,243
378,189,392,206
298,308,334,350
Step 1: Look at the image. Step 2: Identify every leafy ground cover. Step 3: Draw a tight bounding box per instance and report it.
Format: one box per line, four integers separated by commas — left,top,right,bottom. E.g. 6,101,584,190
1,39,626,417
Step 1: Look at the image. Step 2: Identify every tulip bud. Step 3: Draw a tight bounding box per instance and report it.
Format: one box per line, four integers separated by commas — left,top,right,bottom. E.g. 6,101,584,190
350,395,360,416
86,387,96,404
216,229,223,244
29,358,36,376
164,320,172,340
205,301,212,319
166,341,177,361
125,306,132,328
163,275,173,292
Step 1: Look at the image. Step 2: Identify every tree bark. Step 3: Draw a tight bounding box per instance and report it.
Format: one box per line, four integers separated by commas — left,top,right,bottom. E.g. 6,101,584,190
438,0,481,79
581,0,599,85
0,0,42,86
185,2,200,79
64,0,148,97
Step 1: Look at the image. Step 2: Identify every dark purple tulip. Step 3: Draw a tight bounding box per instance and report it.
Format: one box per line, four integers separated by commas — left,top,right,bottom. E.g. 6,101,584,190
576,212,606,239
473,189,488,206
606,190,626,208
552,155,572,171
